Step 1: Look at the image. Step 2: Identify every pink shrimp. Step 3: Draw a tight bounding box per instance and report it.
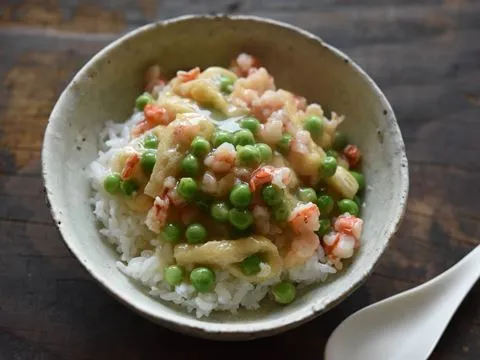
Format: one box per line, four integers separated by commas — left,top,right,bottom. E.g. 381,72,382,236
166,186,186,207
204,143,237,173
230,53,260,77
172,121,201,146
131,120,150,138
249,165,291,192
145,195,170,233
131,104,170,138
284,231,320,268
288,202,320,234
249,165,275,192
177,67,200,82
344,144,361,167
294,95,307,111
334,214,363,245
144,64,166,93
120,153,140,180
323,231,356,259
144,104,169,126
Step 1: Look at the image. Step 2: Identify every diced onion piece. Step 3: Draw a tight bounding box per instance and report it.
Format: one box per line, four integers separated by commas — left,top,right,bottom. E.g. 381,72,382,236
327,166,359,199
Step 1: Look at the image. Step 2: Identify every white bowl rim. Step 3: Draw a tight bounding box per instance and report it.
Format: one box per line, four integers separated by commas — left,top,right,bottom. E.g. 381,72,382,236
42,14,409,337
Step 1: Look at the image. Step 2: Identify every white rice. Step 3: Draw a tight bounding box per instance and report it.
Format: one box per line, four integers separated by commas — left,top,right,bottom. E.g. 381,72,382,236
88,112,337,318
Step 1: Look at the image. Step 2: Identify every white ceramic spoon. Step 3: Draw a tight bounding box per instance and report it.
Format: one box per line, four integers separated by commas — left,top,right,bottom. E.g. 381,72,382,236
324,245,480,360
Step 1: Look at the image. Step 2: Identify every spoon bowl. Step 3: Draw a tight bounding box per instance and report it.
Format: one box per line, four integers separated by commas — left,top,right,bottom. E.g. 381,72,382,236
325,245,480,360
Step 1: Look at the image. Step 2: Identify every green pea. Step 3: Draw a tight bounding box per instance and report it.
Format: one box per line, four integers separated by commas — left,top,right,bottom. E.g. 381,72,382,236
212,130,234,147
141,150,156,174
320,156,337,178
120,179,138,196
135,92,153,110
234,129,255,146
333,132,348,151
303,115,324,138
239,117,260,133
228,208,253,230
190,267,216,293
240,255,262,276
317,219,331,236
317,195,334,216
211,201,230,222
338,199,360,216
326,149,339,158
161,222,182,243
350,171,365,191
191,136,211,157
143,133,159,149
177,177,198,201
353,195,362,207
229,183,252,208
164,265,185,286
219,75,235,93
297,187,317,203
261,184,283,206
271,281,296,305
255,143,273,163
237,144,261,166
103,173,121,194
273,200,290,221
181,154,200,177
277,133,292,154
185,223,207,244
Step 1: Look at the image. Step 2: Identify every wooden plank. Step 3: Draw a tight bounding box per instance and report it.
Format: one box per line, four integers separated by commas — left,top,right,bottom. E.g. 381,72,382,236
0,0,479,359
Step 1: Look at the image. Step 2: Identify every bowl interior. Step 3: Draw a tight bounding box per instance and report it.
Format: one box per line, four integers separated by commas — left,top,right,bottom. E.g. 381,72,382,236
43,15,408,339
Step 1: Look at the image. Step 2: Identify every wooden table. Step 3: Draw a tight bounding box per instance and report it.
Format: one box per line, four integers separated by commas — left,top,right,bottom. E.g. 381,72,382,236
1,1,479,359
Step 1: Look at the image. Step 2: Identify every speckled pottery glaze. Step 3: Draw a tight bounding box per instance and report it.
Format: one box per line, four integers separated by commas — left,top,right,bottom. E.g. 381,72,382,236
42,15,409,340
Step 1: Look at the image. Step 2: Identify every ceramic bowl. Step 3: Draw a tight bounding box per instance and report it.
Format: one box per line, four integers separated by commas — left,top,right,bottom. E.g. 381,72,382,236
42,15,409,340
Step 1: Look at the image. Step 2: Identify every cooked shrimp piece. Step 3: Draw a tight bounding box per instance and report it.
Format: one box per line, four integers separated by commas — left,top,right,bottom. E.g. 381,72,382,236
177,67,200,82
334,214,364,242
344,144,361,167
251,89,295,122
216,172,236,197
323,231,356,259
294,95,307,111
284,231,320,268
249,165,274,191
144,104,169,125
249,165,291,191
166,185,186,207
204,143,237,173
131,104,170,138
131,120,150,138
230,53,260,77
288,202,320,234
258,117,283,145
144,64,165,93
271,167,291,189
200,171,217,194
145,195,170,233
290,130,311,154
172,113,215,146
120,153,140,180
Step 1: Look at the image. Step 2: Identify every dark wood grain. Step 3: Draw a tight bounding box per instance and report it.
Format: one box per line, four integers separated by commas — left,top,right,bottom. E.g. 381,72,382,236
1,1,479,359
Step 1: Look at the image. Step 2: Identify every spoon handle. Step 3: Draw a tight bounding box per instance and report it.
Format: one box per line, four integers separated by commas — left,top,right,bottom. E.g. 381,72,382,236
431,245,480,302
436,245,480,288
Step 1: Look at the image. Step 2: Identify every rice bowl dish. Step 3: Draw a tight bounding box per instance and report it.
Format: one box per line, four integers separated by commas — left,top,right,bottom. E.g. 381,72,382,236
89,53,368,318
